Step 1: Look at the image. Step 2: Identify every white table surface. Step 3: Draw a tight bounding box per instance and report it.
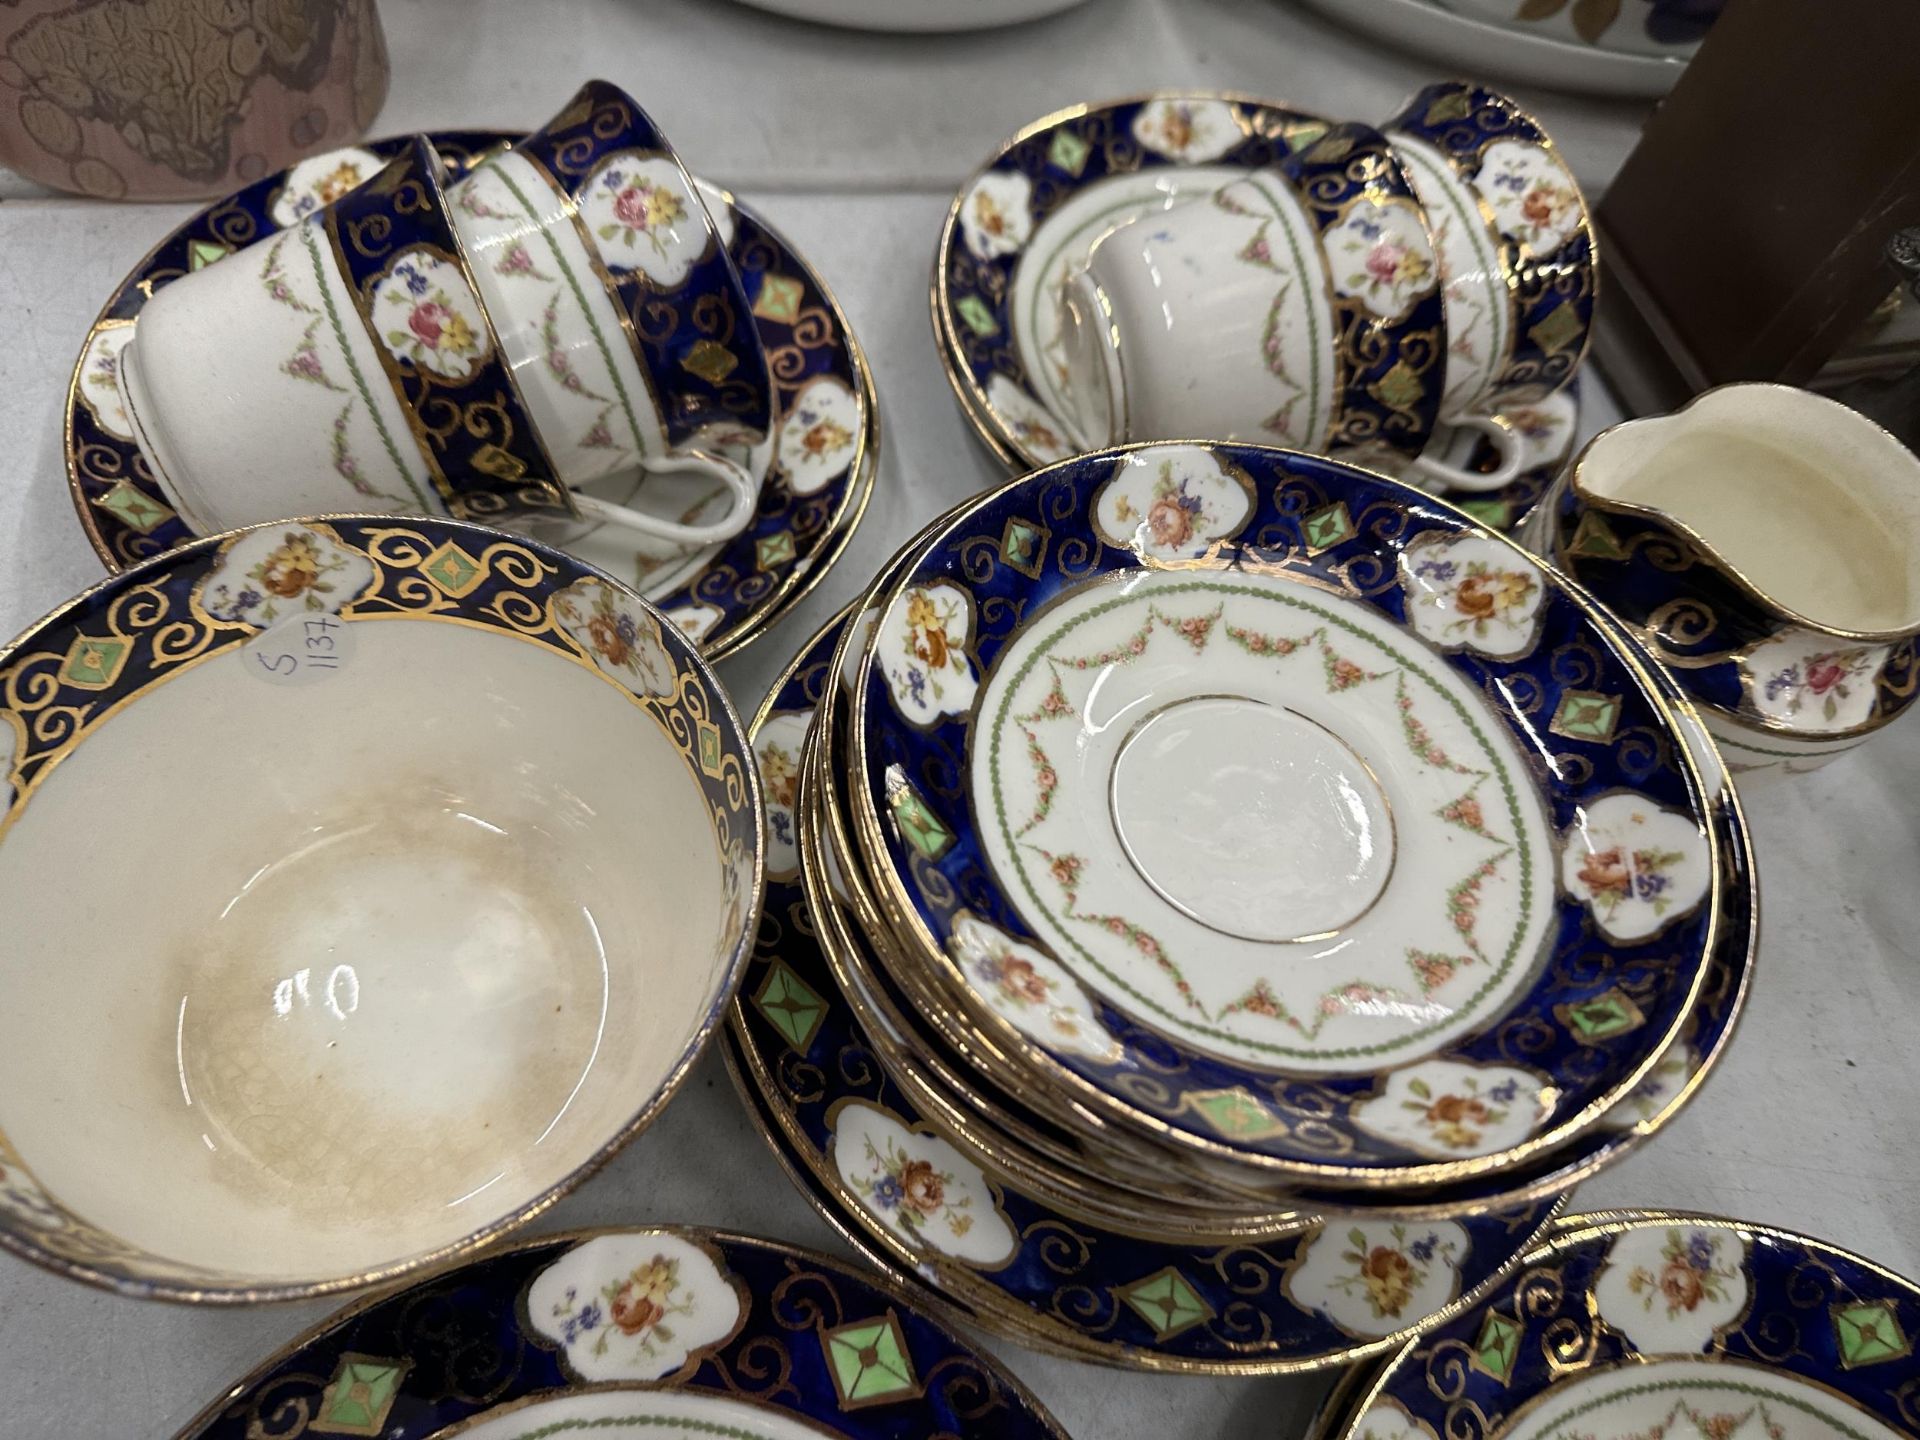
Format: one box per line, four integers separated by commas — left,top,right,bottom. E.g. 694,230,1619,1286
1,2,1916,1437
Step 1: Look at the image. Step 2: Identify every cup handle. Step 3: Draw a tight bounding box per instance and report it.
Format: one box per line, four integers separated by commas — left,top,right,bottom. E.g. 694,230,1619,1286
1406,413,1526,494
570,449,761,545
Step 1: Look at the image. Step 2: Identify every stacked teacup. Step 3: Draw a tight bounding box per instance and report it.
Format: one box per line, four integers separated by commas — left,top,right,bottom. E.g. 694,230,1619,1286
1054,82,1595,496
116,80,776,550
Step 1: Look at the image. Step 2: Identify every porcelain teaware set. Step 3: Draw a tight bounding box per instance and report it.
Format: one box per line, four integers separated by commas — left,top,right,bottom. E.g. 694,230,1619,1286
2,69,1919,1440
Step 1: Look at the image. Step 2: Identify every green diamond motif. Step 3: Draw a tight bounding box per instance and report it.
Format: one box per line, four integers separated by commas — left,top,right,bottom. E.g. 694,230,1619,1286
756,530,797,571
955,294,999,338
1301,502,1356,554
753,963,827,1052
822,1313,918,1409
1530,301,1583,357
752,273,805,326
312,1354,409,1436
1835,1300,1911,1368
697,720,723,776
1001,517,1046,576
1119,1267,1214,1340
1457,498,1512,531
889,783,954,862
95,480,173,535
58,634,129,690
1284,119,1331,149
187,238,233,271
1424,90,1472,125
1471,1310,1523,1382
421,541,484,597
1186,1088,1286,1140
1569,511,1627,561
1048,128,1092,177
682,339,739,385
1549,690,1622,744
1372,358,1425,413
1557,988,1645,1041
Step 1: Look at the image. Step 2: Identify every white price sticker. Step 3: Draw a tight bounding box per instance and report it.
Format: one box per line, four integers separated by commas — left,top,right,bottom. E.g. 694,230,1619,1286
243,612,356,687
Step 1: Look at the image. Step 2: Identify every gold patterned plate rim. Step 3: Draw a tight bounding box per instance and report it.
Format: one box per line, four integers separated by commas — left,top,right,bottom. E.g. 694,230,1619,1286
839,438,1724,1192
730,612,1572,1373
171,1222,1072,1439
63,131,879,667
1315,1207,1920,1440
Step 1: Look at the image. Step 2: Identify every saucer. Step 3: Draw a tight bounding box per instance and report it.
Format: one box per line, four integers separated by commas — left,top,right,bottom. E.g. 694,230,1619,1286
68,131,876,662
174,1226,1068,1438
932,93,1580,529
728,609,1567,1372
843,441,1728,1195
809,559,1755,1222
1317,1211,1920,1440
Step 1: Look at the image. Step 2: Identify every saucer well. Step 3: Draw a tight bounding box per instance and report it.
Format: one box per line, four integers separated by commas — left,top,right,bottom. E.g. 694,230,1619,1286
932,94,1581,529
68,132,876,663
1316,1211,1920,1440
843,441,1728,1195
728,609,1567,1372
174,1226,1068,1438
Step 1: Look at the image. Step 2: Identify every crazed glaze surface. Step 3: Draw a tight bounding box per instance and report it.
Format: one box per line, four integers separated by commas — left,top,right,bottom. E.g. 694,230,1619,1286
0,519,761,1298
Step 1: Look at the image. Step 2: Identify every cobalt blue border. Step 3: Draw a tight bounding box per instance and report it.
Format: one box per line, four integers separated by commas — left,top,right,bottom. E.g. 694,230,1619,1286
855,444,1717,1173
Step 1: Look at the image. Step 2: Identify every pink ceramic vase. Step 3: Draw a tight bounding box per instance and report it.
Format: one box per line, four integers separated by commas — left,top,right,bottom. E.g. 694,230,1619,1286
0,0,388,201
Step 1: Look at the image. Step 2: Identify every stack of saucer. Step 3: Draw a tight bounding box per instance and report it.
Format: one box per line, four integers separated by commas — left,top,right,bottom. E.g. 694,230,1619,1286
727,440,1758,1372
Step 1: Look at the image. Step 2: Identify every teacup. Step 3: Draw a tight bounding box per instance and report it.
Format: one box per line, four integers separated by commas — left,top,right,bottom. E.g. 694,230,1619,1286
449,79,777,546
1383,80,1597,412
1058,121,1524,491
119,132,763,546
1527,384,1920,776
0,515,762,1300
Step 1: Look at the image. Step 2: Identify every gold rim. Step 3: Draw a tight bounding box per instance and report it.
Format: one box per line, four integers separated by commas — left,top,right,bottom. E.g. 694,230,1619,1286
0,513,767,1305
798,738,1306,1239
1324,1208,1920,1440
61,141,878,671
171,1221,1072,1439
840,439,1723,1190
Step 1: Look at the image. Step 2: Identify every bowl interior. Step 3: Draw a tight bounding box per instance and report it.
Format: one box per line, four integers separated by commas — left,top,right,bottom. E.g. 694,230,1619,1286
0,555,744,1290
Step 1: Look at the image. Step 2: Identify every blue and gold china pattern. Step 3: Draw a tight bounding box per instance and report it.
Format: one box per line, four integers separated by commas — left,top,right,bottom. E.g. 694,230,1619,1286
174,1226,1069,1438
1325,1213,1920,1440
846,442,1723,1188
809,596,1754,1225
727,611,1566,1371
1540,476,1920,742
510,79,775,451
323,136,565,521
0,517,761,1301
936,93,1329,467
1280,121,1447,462
1384,81,1597,405
931,93,1574,536
66,131,875,662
